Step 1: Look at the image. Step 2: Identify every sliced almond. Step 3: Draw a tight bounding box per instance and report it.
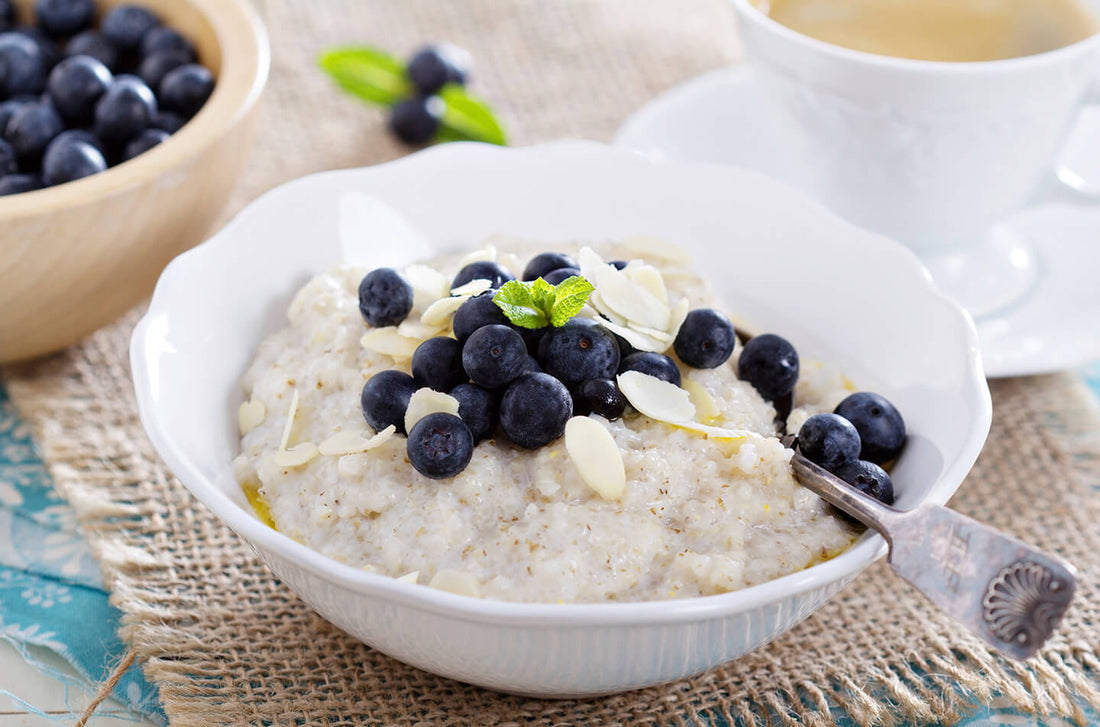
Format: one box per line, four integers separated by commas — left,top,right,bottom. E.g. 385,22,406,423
458,243,497,267
278,389,299,452
396,570,420,585
429,569,480,597
404,388,461,434
625,264,668,305
626,321,673,343
564,417,626,501
617,370,695,423
593,264,671,331
682,380,721,424
273,442,318,468
421,296,466,327
360,327,420,359
397,318,446,341
596,317,668,353
621,235,693,264
667,298,690,341
405,264,452,311
318,425,396,456
576,246,609,282
238,399,266,435
451,278,492,297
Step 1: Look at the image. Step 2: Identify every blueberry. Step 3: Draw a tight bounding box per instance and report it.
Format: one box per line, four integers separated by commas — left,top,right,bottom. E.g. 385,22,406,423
618,351,681,386
451,260,514,291
407,412,473,479
737,333,799,401
798,413,861,473
609,260,628,270
389,95,442,145
0,172,42,195
148,109,182,133
158,63,213,118
541,267,581,286
66,31,119,72
0,96,33,136
36,0,95,37
572,378,625,420
450,383,498,442
360,369,419,434
42,136,105,185
537,319,620,387
522,252,577,282
0,137,14,175
674,308,736,369
138,49,189,92
611,331,636,359
93,75,156,143
406,43,469,95
140,26,195,61
834,459,895,507
47,55,111,125
519,354,541,374
462,323,526,389
0,0,11,32
834,392,907,465
500,372,572,449
357,267,413,327
13,27,59,70
452,289,508,343
411,336,467,392
100,4,160,52
121,126,166,161
51,127,103,155
5,101,63,162
0,33,47,96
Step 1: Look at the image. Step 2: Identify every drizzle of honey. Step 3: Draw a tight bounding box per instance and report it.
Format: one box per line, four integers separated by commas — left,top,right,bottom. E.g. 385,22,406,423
242,481,277,530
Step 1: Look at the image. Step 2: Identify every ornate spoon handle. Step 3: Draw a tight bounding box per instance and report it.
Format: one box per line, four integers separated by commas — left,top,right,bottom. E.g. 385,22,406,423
785,440,1076,660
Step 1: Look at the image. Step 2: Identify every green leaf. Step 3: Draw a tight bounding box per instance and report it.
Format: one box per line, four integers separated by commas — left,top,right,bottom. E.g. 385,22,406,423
493,276,594,329
530,277,556,312
438,84,508,145
550,276,595,327
493,281,549,329
318,47,413,106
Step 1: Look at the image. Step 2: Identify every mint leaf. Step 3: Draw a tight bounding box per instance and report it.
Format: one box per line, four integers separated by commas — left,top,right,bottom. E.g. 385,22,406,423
550,276,595,327
319,47,413,106
438,85,508,145
493,281,549,329
493,276,594,329
530,277,556,312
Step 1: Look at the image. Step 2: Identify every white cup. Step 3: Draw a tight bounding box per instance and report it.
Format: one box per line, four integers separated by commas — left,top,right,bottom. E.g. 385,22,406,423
728,0,1100,315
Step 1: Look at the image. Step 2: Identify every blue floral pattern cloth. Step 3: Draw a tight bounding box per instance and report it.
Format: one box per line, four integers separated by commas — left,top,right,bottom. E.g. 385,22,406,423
0,383,165,724
2,370,1099,726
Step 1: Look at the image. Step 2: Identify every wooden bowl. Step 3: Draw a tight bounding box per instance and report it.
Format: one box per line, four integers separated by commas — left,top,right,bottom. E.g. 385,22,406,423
0,0,268,363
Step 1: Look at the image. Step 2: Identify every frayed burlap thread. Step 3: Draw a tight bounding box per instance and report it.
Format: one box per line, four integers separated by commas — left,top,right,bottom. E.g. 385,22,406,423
6,0,1100,723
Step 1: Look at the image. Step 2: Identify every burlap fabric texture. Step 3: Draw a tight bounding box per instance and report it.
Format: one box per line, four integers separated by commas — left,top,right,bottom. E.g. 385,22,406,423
7,0,1100,724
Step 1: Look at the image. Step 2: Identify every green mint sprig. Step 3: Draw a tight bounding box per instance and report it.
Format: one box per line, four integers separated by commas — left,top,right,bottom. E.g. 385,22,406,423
318,47,507,145
493,276,595,329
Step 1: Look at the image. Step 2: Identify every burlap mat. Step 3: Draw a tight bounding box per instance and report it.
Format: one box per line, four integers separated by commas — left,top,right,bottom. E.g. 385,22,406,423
5,0,1100,724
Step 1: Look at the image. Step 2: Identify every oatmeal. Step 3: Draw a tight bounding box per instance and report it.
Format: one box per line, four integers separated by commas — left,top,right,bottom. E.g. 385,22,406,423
232,239,862,603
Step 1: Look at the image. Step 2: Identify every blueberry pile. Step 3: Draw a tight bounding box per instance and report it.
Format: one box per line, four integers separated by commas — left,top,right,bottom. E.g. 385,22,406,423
796,391,907,512
356,251,823,481
388,43,469,145
0,1,214,195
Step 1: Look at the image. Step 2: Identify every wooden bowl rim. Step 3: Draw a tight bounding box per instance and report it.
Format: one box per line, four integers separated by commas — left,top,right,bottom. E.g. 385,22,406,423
0,0,270,222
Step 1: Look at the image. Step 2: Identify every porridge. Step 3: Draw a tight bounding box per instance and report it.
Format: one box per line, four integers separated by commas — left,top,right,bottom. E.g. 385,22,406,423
232,238,904,603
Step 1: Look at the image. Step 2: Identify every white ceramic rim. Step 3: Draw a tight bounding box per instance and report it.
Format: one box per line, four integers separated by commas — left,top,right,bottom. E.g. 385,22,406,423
131,140,992,628
730,0,1100,74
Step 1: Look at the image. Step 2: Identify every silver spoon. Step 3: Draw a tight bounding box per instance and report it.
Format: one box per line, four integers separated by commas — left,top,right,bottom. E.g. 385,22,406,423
781,435,1076,660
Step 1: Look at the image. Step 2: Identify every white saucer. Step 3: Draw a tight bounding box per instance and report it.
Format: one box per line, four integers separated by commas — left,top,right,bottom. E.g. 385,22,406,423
614,66,1100,378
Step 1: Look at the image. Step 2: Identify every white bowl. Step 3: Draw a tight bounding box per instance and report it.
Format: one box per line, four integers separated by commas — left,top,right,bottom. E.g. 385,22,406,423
131,141,991,697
